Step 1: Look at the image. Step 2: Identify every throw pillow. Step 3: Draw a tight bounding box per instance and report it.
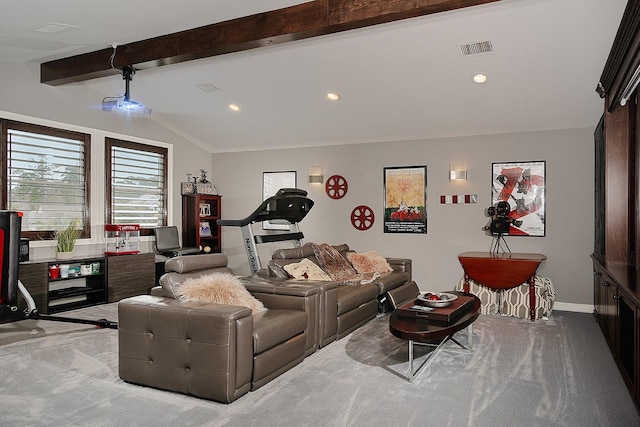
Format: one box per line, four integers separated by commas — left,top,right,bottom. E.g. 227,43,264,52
347,251,393,274
177,272,267,314
283,258,331,281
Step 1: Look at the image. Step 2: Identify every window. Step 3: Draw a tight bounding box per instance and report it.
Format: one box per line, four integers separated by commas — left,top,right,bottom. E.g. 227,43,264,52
105,138,167,235
0,120,90,239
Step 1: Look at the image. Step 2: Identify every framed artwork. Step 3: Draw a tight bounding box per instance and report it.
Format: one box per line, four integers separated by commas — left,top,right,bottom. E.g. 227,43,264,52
491,161,546,237
262,171,297,230
383,165,427,234
199,221,212,236
199,203,211,217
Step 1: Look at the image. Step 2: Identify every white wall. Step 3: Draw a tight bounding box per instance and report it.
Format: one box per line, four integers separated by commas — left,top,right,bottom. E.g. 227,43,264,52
213,128,595,306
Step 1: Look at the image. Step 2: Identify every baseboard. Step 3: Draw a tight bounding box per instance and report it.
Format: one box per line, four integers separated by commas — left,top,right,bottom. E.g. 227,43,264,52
554,302,593,313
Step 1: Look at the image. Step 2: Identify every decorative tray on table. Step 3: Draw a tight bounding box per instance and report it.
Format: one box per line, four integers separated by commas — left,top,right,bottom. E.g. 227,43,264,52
397,292,474,324
416,292,458,308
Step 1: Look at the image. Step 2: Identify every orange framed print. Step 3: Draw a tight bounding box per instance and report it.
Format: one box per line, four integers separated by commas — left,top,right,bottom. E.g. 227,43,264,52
383,165,427,234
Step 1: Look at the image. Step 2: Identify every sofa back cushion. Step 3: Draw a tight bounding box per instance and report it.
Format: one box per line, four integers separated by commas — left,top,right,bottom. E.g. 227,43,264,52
268,243,351,278
165,253,229,273
283,258,331,281
271,243,350,260
310,243,357,281
160,253,233,298
346,251,393,274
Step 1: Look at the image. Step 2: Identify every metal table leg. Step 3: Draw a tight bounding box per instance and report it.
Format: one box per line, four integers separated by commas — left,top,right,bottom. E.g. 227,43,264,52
406,325,474,382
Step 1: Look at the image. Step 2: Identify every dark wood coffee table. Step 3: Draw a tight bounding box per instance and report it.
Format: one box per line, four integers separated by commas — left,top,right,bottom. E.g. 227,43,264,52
389,291,481,382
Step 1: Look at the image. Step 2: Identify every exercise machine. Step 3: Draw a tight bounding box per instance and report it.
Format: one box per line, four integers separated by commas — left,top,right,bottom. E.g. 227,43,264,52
217,188,314,275
0,211,117,328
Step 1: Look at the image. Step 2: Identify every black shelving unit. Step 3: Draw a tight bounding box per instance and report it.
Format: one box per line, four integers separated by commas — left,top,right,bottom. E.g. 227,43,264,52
46,257,106,314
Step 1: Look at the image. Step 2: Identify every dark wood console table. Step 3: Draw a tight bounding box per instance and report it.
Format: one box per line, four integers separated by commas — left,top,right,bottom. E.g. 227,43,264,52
457,252,546,321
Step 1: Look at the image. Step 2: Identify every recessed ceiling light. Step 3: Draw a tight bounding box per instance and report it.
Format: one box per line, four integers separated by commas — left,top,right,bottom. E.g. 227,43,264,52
228,104,240,112
473,73,488,84
326,92,341,101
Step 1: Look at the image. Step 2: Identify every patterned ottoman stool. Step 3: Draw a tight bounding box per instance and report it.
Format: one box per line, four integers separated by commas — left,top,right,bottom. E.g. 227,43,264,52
455,275,555,320
454,277,499,315
501,275,555,320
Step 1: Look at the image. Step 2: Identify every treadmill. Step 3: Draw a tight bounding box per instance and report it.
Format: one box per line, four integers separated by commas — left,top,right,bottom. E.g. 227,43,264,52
217,188,314,274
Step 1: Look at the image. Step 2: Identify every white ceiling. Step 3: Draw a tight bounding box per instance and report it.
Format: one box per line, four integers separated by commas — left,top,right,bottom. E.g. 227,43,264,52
0,0,628,153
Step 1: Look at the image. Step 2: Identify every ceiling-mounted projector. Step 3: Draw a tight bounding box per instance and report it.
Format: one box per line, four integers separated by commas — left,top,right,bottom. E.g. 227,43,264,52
102,65,151,116
102,98,151,116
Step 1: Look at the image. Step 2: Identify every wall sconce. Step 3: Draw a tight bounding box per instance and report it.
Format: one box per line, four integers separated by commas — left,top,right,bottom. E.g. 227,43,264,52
309,166,324,184
449,164,467,182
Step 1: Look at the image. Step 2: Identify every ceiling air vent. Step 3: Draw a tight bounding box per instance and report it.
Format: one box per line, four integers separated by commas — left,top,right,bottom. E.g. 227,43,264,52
458,40,494,57
195,83,220,92
30,22,78,34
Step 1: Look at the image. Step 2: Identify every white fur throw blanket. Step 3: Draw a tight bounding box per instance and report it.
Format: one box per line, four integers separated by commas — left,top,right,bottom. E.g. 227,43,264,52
177,272,267,314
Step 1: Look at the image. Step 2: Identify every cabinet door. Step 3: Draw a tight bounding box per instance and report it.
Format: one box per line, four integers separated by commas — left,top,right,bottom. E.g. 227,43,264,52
594,270,606,320
605,281,618,352
618,292,637,395
637,307,640,405
594,115,605,257
18,263,48,314
106,253,155,302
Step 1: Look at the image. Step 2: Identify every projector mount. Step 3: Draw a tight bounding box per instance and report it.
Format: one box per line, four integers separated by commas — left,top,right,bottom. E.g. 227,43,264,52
122,65,135,103
101,63,151,116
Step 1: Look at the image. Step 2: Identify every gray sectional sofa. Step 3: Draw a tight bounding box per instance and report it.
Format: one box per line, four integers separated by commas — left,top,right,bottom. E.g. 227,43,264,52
118,245,413,403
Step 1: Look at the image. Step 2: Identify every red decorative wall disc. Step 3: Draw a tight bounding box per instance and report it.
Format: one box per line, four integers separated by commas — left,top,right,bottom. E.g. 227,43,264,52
325,175,348,199
351,205,375,230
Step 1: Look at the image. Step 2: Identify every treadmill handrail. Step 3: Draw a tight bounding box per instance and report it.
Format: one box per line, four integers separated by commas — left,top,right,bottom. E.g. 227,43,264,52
217,188,313,227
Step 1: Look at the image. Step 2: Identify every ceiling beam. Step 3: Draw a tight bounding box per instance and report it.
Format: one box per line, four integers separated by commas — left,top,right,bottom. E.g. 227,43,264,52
41,0,501,85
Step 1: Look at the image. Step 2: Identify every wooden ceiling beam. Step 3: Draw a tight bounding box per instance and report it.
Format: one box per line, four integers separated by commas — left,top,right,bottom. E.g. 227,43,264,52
41,0,501,85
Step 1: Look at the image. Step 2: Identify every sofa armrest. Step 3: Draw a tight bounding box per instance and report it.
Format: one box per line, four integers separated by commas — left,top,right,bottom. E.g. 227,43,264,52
386,258,412,279
118,295,254,403
241,276,333,296
241,276,331,356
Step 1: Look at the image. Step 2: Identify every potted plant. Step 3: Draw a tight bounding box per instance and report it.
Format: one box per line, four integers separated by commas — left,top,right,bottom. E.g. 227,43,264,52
55,218,81,260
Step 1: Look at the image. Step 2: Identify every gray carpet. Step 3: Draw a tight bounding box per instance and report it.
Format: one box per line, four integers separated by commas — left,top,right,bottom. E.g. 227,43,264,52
0,304,638,427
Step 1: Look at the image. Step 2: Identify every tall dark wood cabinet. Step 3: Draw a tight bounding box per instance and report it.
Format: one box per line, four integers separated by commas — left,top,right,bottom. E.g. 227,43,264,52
182,194,222,253
592,0,640,412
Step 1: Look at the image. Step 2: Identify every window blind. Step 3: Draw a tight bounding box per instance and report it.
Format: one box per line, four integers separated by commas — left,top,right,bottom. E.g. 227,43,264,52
108,142,166,227
7,128,87,233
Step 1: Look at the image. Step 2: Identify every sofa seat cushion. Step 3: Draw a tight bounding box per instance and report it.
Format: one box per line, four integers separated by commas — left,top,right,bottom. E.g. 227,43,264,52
371,271,411,294
336,284,379,316
252,309,307,354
